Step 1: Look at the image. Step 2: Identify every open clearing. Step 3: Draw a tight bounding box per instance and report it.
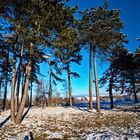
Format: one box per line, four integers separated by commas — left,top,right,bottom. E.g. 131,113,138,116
0,105,140,140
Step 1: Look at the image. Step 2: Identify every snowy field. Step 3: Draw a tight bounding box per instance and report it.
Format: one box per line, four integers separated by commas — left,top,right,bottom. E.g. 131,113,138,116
0,104,140,140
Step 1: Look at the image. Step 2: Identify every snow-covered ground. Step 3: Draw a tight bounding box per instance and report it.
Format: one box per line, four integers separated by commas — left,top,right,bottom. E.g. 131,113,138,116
0,105,140,140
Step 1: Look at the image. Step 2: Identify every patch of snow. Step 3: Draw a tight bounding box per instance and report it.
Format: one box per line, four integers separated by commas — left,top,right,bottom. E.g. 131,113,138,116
0,106,140,140
46,130,63,139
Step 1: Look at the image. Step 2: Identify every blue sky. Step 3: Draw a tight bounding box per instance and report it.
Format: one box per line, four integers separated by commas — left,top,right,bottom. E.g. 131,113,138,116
40,0,140,97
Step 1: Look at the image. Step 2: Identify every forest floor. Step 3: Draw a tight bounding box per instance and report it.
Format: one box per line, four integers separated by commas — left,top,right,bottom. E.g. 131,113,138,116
0,104,140,140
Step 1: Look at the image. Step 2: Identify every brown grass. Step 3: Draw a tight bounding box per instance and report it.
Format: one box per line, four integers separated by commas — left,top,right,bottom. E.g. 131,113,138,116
0,108,139,140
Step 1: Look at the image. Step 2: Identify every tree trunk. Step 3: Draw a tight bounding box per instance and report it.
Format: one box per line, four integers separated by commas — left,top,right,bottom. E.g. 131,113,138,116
3,78,8,111
15,43,33,124
48,67,52,106
109,66,114,109
15,46,23,112
30,80,33,107
21,73,26,101
3,52,9,111
11,45,17,121
67,62,72,107
0,76,2,98
89,45,93,110
15,61,31,124
109,83,114,109
132,81,138,103
93,51,100,112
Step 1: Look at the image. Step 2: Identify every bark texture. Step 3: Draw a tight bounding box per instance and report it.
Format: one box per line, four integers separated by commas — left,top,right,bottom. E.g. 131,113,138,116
108,66,114,109
89,45,93,110
15,46,23,112
132,81,138,103
11,48,17,121
48,67,52,106
67,62,72,107
93,51,100,112
15,61,31,124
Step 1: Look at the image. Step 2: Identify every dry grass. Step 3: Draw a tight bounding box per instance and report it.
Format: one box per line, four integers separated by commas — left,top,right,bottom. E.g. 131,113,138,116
32,110,140,139
71,112,138,129
0,107,140,140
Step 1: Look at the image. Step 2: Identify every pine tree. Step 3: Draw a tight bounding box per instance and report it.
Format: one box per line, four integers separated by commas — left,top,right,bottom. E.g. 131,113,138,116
100,46,128,108
0,0,78,124
54,27,82,107
80,2,125,112
122,51,140,103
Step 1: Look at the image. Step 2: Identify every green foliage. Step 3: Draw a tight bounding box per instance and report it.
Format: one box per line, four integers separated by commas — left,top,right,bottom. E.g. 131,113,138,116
51,70,64,82
0,0,77,90
79,2,125,56
53,27,82,79
100,46,128,92
100,45,140,96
